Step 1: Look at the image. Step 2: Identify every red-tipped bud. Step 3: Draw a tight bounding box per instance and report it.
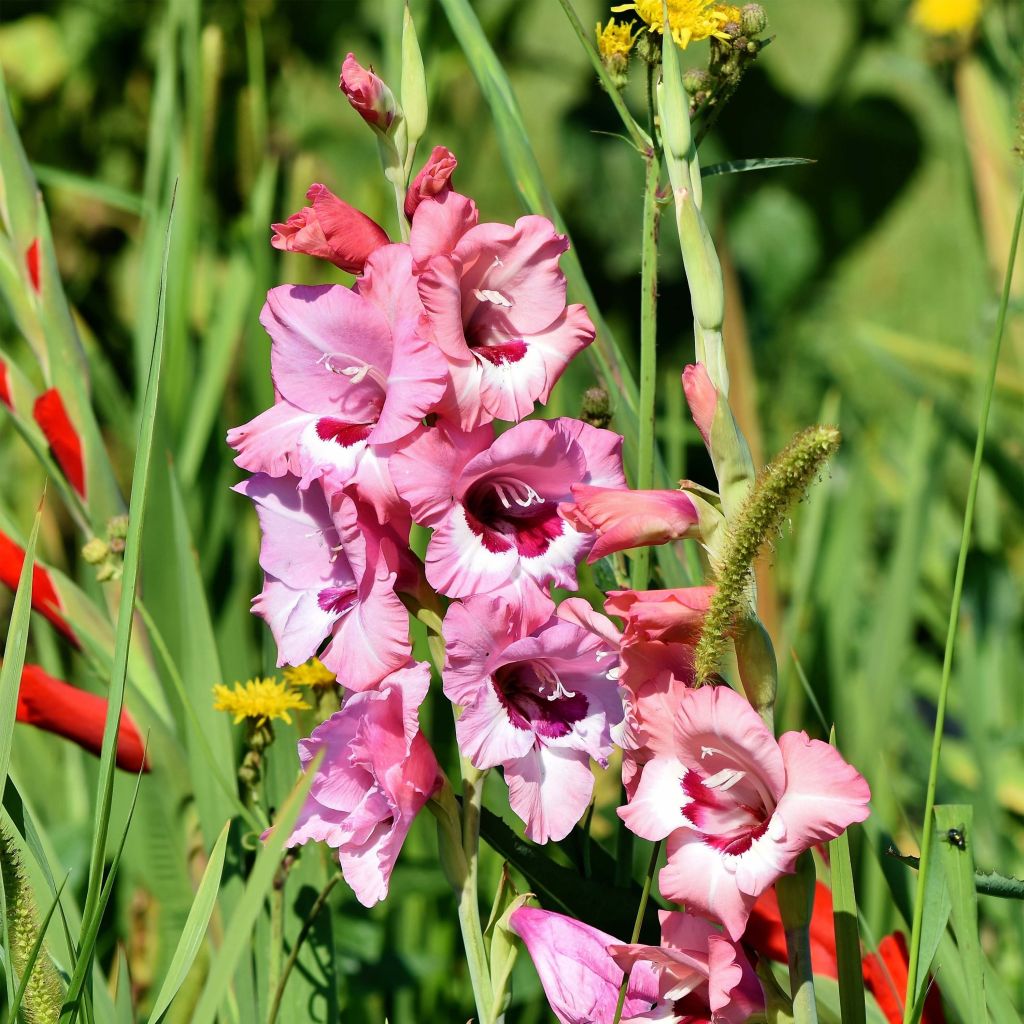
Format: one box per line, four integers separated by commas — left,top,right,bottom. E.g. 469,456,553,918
25,239,41,293
16,664,149,772
682,362,717,448
339,53,397,132
0,358,11,410
271,184,389,274
0,531,79,647
404,146,458,220
33,388,86,498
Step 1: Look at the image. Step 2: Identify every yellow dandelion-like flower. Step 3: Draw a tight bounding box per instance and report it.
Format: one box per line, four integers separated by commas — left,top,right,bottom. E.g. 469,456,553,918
612,0,741,49
597,18,638,61
282,658,338,691
911,0,982,35
212,678,310,726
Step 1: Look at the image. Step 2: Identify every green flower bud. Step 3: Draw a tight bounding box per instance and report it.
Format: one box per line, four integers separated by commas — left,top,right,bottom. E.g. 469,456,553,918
82,537,109,564
401,3,428,157
107,514,129,539
580,386,612,430
682,68,711,96
741,3,768,36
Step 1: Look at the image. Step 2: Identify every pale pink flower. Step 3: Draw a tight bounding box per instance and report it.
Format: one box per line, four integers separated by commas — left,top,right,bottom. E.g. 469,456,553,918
230,245,447,523
560,485,701,562
285,661,441,907
442,595,622,842
234,473,411,691
404,145,458,220
339,53,397,132
410,192,594,428
609,911,764,1024
270,183,389,273
390,417,626,618
619,684,871,940
508,907,661,1024
605,586,715,646
682,363,717,448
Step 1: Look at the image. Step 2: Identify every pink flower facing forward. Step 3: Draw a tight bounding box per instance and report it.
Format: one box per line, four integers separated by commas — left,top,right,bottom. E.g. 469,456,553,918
235,473,410,692
271,183,389,274
390,416,625,618
509,907,660,1024
443,596,622,843
285,661,441,907
560,486,701,562
609,911,764,1024
619,684,871,940
410,190,595,428
228,245,447,524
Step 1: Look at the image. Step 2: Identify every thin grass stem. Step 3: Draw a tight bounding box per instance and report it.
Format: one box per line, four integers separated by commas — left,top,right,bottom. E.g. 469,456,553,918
902,175,1024,1022
611,839,662,1024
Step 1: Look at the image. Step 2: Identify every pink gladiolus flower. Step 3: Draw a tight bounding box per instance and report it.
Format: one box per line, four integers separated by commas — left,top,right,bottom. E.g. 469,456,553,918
605,586,715,646
404,146,458,220
508,907,661,1024
442,595,622,842
608,910,764,1024
390,417,625,617
619,684,870,940
682,363,717,448
560,485,701,562
234,473,411,691
270,183,389,274
339,53,397,132
410,192,595,428
284,661,441,907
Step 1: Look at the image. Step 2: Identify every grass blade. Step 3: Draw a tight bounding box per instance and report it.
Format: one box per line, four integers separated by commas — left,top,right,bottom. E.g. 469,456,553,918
146,820,231,1023
932,805,985,1020
701,157,815,177
77,188,175,973
189,755,321,1024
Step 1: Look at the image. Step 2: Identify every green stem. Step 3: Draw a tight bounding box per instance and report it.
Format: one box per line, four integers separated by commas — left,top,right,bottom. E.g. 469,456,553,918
457,760,492,1019
266,872,341,1024
903,175,1024,1024
266,879,284,1016
777,853,820,1024
612,839,661,1024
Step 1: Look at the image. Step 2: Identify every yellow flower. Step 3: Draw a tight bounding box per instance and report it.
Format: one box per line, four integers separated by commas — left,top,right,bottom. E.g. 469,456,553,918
596,18,637,61
282,658,338,691
612,0,741,49
911,0,982,35
212,678,310,726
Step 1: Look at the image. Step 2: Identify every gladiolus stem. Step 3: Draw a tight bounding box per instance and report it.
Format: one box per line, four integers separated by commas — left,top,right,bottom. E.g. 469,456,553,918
903,174,1024,1024
777,852,820,1024
611,838,661,1024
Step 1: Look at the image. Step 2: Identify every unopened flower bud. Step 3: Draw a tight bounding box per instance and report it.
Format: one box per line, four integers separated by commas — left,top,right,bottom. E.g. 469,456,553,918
107,514,129,540
82,538,109,565
96,562,118,583
740,3,767,36
405,146,458,220
682,68,711,95
580,386,612,430
339,53,398,133
722,20,741,37
109,537,126,555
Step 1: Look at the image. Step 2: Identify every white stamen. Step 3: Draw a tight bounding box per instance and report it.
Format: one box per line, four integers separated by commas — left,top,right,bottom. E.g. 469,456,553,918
317,352,380,387
702,767,746,792
490,478,543,509
533,662,576,701
473,287,512,308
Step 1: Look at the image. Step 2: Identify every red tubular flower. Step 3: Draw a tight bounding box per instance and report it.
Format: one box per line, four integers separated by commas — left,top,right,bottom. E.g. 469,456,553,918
16,664,149,773
0,358,11,410
25,239,41,293
270,183,389,274
32,388,86,498
862,932,946,1024
0,531,79,648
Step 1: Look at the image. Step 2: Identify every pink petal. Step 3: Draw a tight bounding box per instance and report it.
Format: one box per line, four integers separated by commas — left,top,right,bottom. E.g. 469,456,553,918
505,745,595,843
617,756,690,842
227,400,312,478
409,190,479,266
682,363,717,448
424,505,519,597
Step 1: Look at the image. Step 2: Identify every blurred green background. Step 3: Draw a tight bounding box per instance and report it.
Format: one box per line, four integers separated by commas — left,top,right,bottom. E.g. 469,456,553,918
0,0,1021,1020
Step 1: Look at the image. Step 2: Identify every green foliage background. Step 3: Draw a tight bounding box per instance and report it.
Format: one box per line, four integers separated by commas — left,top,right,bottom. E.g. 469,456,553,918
0,0,1021,1020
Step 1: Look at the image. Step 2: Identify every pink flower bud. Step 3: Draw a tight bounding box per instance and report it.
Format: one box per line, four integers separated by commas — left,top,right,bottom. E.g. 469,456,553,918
270,183,389,274
404,146,458,220
682,362,718,447
339,53,397,132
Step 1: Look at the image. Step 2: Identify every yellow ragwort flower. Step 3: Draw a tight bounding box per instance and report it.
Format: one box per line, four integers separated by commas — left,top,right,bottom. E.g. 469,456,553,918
212,677,310,726
911,0,982,35
612,0,741,49
596,18,638,61
282,658,338,691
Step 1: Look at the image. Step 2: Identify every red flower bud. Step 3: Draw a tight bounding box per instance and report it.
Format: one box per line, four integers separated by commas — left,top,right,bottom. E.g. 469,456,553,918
16,664,149,772
0,531,78,648
404,146,458,220
271,184,389,274
0,358,11,410
339,53,397,132
25,239,41,293
33,388,86,498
